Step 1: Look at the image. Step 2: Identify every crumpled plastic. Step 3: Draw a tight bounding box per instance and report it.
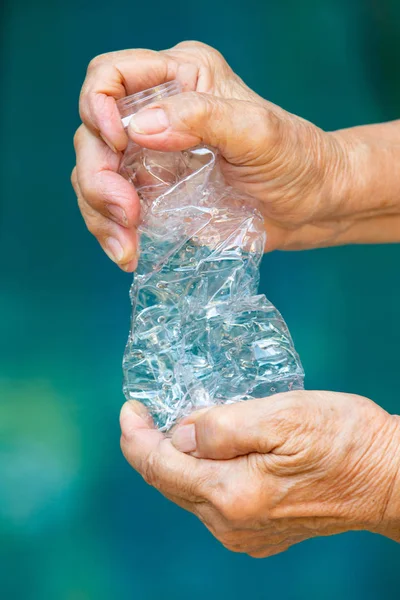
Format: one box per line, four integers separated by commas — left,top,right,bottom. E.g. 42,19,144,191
117,84,304,431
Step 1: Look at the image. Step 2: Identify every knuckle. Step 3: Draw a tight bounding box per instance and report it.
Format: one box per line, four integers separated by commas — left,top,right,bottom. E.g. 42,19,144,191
87,53,109,71
79,183,98,208
79,177,105,211
73,126,84,151
211,485,261,525
88,48,158,76
85,218,100,237
198,407,233,454
209,406,233,432
93,92,117,121
176,40,225,62
249,544,288,559
212,493,244,524
78,203,104,237
172,92,217,130
264,107,282,132
218,530,241,547
211,525,245,553
164,91,224,142
193,478,215,506
141,452,159,488
75,192,85,212
221,541,243,554
217,529,261,555
266,397,308,435
174,40,207,51
221,501,247,524
70,167,78,190
173,92,206,127
204,44,227,65
257,107,282,145
193,472,214,500
237,105,283,165
248,549,268,559
201,406,228,435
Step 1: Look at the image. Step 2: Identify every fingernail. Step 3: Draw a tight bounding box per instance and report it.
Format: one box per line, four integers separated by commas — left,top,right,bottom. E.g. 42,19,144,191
129,108,169,135
171,424,197,453
120,261,134,273
120,248,139,272
120,402,154,440
128,399,147,417
120,401,138,440
100,133,117,153
106,204,128,226
128,399,154,426
104,237,124,263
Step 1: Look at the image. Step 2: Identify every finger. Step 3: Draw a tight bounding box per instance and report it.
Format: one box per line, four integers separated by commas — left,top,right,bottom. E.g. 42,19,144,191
127,92,277,165
80,51,199,151
171,391,307,459
74,124,140,226
73,124,141,269
72,167,138,271
120,401,216,502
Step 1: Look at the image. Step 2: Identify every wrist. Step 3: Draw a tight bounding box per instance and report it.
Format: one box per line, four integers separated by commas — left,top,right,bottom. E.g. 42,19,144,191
329,125,400,223
317,129,355,221
371,414,400,542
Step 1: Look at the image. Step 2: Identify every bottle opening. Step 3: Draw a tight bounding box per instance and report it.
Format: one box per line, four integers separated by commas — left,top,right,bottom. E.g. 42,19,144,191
117,81,181,128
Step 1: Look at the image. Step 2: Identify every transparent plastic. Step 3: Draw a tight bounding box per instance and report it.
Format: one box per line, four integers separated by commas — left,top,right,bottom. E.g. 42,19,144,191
117,82,304,431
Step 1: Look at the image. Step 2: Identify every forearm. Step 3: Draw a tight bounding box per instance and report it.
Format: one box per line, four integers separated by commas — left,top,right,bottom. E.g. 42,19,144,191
329,121,400,245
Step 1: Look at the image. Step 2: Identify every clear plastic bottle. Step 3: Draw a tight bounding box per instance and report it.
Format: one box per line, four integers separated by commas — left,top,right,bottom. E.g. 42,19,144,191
117,82,304,431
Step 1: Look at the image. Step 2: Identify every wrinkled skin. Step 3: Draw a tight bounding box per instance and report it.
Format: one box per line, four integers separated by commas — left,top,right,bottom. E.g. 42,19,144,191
120,393,400,558
71,41,363,270
73,41,400,557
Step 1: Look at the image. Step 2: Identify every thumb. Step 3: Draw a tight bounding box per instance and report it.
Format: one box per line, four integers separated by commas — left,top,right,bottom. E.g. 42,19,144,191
127,91,277,164
171,394,299,460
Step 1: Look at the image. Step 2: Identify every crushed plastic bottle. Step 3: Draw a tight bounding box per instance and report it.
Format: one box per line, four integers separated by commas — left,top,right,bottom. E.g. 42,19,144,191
117,81,304,431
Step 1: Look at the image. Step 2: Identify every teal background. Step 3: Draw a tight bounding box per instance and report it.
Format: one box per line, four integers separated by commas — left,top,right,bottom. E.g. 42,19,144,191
1,0,400,598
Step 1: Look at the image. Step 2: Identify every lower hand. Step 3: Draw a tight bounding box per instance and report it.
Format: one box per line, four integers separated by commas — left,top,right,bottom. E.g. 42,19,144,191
120,391,400,557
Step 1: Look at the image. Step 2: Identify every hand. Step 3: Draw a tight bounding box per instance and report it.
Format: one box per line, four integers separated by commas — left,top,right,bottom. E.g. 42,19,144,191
72,41,360,271
120,391,400,557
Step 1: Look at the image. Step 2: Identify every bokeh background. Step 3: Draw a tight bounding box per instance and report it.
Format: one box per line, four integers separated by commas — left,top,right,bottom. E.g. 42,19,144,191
1,0,400,598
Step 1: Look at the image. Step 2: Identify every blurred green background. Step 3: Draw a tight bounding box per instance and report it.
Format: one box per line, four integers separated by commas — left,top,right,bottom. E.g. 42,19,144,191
1,0,400,598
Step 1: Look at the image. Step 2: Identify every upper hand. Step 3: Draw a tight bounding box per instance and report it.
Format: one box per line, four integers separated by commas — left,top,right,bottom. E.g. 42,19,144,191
120,391,400,557
72,41,355,271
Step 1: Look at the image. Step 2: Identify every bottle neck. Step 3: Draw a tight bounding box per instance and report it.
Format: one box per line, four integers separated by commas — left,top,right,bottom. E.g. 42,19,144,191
117,81,181,128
